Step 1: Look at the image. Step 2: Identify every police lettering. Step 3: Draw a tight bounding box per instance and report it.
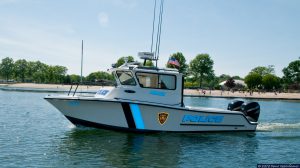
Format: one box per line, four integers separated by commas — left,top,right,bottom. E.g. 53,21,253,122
182,115,224,123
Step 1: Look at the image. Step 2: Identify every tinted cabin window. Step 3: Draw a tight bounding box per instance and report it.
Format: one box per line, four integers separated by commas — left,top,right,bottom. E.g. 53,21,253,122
136,72,176,90
160,74,176,90
116,71,136,86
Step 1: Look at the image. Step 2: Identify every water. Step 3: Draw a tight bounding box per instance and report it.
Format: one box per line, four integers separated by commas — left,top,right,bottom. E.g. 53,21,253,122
0,91,299,167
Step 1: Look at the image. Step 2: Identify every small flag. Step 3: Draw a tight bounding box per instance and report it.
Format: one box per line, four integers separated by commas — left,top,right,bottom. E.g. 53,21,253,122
168,57,180,67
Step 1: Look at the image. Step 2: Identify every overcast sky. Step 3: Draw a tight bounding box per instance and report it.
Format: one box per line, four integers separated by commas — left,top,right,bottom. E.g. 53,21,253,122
0,0,299,77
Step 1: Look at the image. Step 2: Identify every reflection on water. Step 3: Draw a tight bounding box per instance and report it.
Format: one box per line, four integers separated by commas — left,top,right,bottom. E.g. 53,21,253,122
56,128,259,167
57,129,182,167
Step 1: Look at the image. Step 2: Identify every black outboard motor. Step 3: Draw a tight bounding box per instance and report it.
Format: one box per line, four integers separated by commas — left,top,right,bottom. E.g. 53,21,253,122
227,100,244,111
241,102,260,122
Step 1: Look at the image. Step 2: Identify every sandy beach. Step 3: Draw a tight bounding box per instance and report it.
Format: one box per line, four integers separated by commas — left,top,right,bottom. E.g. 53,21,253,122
0,83,110,93
184,89,300,100
1,83,300,100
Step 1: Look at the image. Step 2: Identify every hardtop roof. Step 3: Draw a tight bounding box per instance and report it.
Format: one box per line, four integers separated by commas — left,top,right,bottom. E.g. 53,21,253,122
111,65,180,75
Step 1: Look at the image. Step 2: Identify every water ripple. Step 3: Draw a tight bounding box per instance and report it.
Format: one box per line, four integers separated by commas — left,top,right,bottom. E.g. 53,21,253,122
1,91,300,167
257,122,300,131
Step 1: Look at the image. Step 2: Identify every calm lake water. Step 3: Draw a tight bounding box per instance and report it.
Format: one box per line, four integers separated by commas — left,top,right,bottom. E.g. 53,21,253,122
0,90,299,167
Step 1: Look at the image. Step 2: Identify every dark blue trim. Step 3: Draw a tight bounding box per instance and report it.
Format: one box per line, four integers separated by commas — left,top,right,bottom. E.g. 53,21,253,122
65,115,149,133
121,102,136,129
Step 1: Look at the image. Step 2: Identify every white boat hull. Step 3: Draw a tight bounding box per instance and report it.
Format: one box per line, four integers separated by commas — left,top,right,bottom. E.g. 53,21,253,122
45,96,257,132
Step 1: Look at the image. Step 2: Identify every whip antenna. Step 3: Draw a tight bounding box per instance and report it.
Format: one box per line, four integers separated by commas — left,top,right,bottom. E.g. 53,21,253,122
80,40,83,83
150,0,157,53
155,0,164,67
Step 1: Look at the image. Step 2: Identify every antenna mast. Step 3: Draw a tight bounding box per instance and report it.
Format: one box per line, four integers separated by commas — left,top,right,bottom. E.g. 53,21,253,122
150,0,157,53
155,0,164,67
150,0,165,68
80,40,83,83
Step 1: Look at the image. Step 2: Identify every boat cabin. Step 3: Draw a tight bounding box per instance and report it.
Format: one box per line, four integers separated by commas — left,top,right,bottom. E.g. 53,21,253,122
95,64,184,107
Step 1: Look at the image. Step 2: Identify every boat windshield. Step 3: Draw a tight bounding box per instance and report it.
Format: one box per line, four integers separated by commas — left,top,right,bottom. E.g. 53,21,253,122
136,72,176,90
116,71,136,86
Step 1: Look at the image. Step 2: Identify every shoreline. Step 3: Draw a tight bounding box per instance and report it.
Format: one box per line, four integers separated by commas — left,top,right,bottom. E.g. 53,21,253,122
0,83,103,94
184,94,300,101
1,83,300,100
184,89,300,101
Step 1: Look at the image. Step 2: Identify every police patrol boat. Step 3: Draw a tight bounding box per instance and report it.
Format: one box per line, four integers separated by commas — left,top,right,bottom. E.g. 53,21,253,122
45,52,260,132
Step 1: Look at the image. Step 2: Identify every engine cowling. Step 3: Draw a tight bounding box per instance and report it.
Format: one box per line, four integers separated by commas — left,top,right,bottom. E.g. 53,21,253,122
227,100,244,111
241,102,260,122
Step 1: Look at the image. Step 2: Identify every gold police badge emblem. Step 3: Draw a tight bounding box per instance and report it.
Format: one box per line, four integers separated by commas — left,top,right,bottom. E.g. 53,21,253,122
158,112,169,125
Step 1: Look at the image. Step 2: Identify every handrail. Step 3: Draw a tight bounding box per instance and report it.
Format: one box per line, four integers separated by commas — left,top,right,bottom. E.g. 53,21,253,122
67,83,80,97
73,84,79,96
66,80,115,96
67,85,73,96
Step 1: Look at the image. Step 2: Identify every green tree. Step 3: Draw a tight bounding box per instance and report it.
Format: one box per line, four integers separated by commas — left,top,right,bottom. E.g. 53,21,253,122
225,78,236,90
26,61,37,82
207,73,219,90
52,65,67,83
32,61,48,83
244,72,262,90
184,81,198,88
14,59,28,82
145,60,154,67
251,65,275,76
115,56,134,68
262,74,281,91
45,66,55,83
218,74,231,83
70,74,81,83
232,76,242,80
28,61,67,83
63,74,83,84
166,52,188,74
86,71,113,82
189,54,214,88
0,57,14,81
64,75,71,84
282,60,300,85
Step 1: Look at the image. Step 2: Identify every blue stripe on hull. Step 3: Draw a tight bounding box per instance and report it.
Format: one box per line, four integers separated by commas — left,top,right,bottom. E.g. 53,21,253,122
129,104,145,129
